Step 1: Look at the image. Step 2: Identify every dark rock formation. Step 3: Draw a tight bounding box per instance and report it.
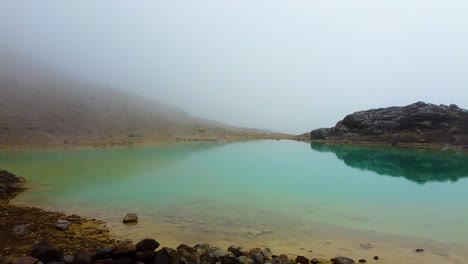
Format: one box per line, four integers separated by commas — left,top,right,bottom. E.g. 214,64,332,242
308,102,468,146
30,243,64,264
136,239,160,253
0,170,25,199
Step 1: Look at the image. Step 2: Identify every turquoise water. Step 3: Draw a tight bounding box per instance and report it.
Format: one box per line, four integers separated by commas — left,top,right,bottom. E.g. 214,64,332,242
1,140,468,255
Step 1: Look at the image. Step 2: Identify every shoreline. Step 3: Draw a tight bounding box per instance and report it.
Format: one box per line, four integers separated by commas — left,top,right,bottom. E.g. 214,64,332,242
0,133,296,151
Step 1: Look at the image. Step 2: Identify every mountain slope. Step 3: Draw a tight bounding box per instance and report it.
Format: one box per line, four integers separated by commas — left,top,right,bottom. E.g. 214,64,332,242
0,53,275,147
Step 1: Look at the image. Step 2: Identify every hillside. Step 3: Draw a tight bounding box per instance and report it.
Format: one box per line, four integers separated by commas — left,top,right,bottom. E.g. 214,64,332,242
0,53,279,148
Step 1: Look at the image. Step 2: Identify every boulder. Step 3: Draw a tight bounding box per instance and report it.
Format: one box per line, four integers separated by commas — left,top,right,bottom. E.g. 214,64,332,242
154,248,175,264
294,256,309,264
111,240,136,256
122,214,138,224
261,248,272,260
227,246,245,257
93,248,112,260
73,252,92,264
250,253,264,264
31,244,64,264
238,257,254,264
12,257,39,264
135,252,154,264
136,239,160,252
333,257,355,264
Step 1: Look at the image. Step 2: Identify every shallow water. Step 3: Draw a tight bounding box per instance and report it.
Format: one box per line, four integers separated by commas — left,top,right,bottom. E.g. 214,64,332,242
1,141,468,262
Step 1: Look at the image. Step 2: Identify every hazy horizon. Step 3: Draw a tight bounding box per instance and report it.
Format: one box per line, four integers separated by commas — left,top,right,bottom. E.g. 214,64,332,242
1,0,467,134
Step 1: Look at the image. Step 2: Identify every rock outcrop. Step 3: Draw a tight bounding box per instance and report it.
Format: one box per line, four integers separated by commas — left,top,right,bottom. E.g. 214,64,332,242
308,102,468,146
0,169,25,199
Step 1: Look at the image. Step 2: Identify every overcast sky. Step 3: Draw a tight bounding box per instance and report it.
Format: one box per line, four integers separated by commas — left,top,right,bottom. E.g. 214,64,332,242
0,0,467,134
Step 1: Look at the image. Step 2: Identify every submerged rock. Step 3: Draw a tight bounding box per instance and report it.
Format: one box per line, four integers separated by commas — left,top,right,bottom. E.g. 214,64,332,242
122,214,138,224
333,257,355,264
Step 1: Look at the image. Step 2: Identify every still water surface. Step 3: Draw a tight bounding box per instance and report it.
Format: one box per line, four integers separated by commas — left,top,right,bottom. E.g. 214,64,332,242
1,140,468,260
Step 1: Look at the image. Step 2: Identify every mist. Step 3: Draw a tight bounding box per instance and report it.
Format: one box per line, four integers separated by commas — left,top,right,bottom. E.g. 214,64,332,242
1,0,467,134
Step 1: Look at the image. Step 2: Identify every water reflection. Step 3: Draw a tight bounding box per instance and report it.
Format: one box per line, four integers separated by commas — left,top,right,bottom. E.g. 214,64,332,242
310,143,468,184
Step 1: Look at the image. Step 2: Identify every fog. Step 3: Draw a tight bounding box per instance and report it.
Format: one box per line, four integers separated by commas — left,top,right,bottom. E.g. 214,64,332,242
1,0,467,134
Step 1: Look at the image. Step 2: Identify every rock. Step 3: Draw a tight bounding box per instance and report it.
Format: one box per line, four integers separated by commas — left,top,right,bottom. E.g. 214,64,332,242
238,257,254,264
222,257,240,264
31,244,64,264
261,248,272,260
56,220,71,231
0,256,12,264
13,224,31,237
12,257,39,264
114,258,133,264
311,259,318,264
227,246,244,257
122,214,138,224
73,252,92,264
154,248,175,264
193,244,210,256
93,259,115,264
310,128,333,140
278,255,289,264
358,260,366,263
0,170,25,199
93,248,112,260
112,240,136,256
173,246,200,264
307,102,468,146
63,256,74,264
250,253,264,264
333,257,355,264
136,239,160,252
295,256,309,264
135,252,154,264
207,247,233,261
373,256,379,260
415,249,424,253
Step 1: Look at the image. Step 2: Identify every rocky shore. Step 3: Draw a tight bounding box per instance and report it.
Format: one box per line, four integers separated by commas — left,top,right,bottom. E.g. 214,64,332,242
0,170,369,264
301,102,468,150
